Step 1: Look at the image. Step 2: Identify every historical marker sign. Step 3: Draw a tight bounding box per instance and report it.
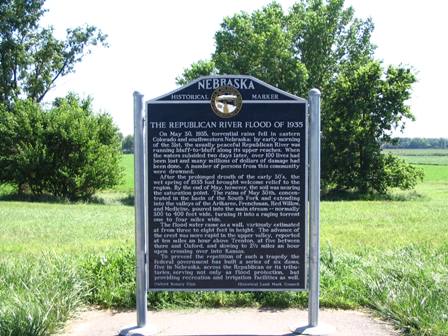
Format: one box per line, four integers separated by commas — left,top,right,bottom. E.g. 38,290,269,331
147,76,308,290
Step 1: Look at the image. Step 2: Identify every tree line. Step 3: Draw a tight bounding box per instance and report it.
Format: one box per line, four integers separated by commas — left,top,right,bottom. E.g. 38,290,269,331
1,0,426,200
383,138,448,149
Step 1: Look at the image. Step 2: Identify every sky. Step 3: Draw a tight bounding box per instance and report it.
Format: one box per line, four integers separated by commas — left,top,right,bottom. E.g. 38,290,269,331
41,0,448,137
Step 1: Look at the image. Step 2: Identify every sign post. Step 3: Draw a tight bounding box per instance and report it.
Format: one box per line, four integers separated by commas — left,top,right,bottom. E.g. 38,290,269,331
119,92,157,336
123,76,332,335
291,89,334,335
308,88,322,327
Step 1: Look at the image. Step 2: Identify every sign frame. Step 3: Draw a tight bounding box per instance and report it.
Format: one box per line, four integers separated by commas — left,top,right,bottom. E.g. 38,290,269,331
146,76,309,292
123,77,323,334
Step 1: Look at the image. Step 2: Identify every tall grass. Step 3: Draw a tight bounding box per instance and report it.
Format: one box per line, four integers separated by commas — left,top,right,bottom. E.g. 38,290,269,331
77,245,448,335
0,246,445,336
0,255,85,336
360,245,448,336
81,247,136,308
1,246,445,336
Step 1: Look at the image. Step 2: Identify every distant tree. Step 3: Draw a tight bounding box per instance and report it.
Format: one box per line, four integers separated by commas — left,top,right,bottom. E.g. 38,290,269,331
122,135,134,154
384,137,448,149
0,0,107,107
177,0,422,193
409,138,430,149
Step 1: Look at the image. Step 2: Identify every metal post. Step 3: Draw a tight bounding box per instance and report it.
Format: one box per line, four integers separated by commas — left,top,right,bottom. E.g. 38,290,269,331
308,88,321,327
120,92,156,336
291,89,333,335
134,91,148,327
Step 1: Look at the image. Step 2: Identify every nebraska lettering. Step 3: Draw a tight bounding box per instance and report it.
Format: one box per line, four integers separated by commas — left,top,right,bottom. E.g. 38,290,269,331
198,78,255,90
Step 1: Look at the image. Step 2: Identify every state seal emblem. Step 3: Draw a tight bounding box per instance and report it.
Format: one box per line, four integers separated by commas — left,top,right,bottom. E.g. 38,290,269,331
210,85,242,118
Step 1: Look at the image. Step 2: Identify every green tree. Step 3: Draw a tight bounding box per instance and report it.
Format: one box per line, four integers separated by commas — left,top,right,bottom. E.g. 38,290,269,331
177,60,217,86
325,61,423,192
0,1,115,200
122,135,134,154
177,3,308,95
44,94,123,200
177,0,422,193
0,94,123,200
0,0,107,107
0,99,48,194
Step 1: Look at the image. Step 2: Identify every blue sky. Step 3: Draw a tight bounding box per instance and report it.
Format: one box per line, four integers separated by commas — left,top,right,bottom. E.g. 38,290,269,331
42,0,447,137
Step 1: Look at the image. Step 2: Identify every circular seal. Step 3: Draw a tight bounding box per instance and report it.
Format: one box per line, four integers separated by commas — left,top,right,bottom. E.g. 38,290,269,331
210,85,242,118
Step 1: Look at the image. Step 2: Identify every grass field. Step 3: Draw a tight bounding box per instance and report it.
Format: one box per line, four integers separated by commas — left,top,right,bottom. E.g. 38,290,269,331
386,148,448,165
0,151,447,335
322,154,448,251
115,154,134,193
0,202,134,256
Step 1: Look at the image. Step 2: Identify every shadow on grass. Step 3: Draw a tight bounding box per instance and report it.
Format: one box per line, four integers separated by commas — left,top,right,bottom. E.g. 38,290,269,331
119,194,134,206
0,192,70,204
322,190,425,202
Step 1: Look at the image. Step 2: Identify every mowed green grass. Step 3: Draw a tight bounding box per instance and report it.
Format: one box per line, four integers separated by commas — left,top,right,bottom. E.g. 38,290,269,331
386,148,448,165
0,155,135,259
322,161,448,251
321,195,448,251
115,154,134,193
386,148,448,156
0,202,134,256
